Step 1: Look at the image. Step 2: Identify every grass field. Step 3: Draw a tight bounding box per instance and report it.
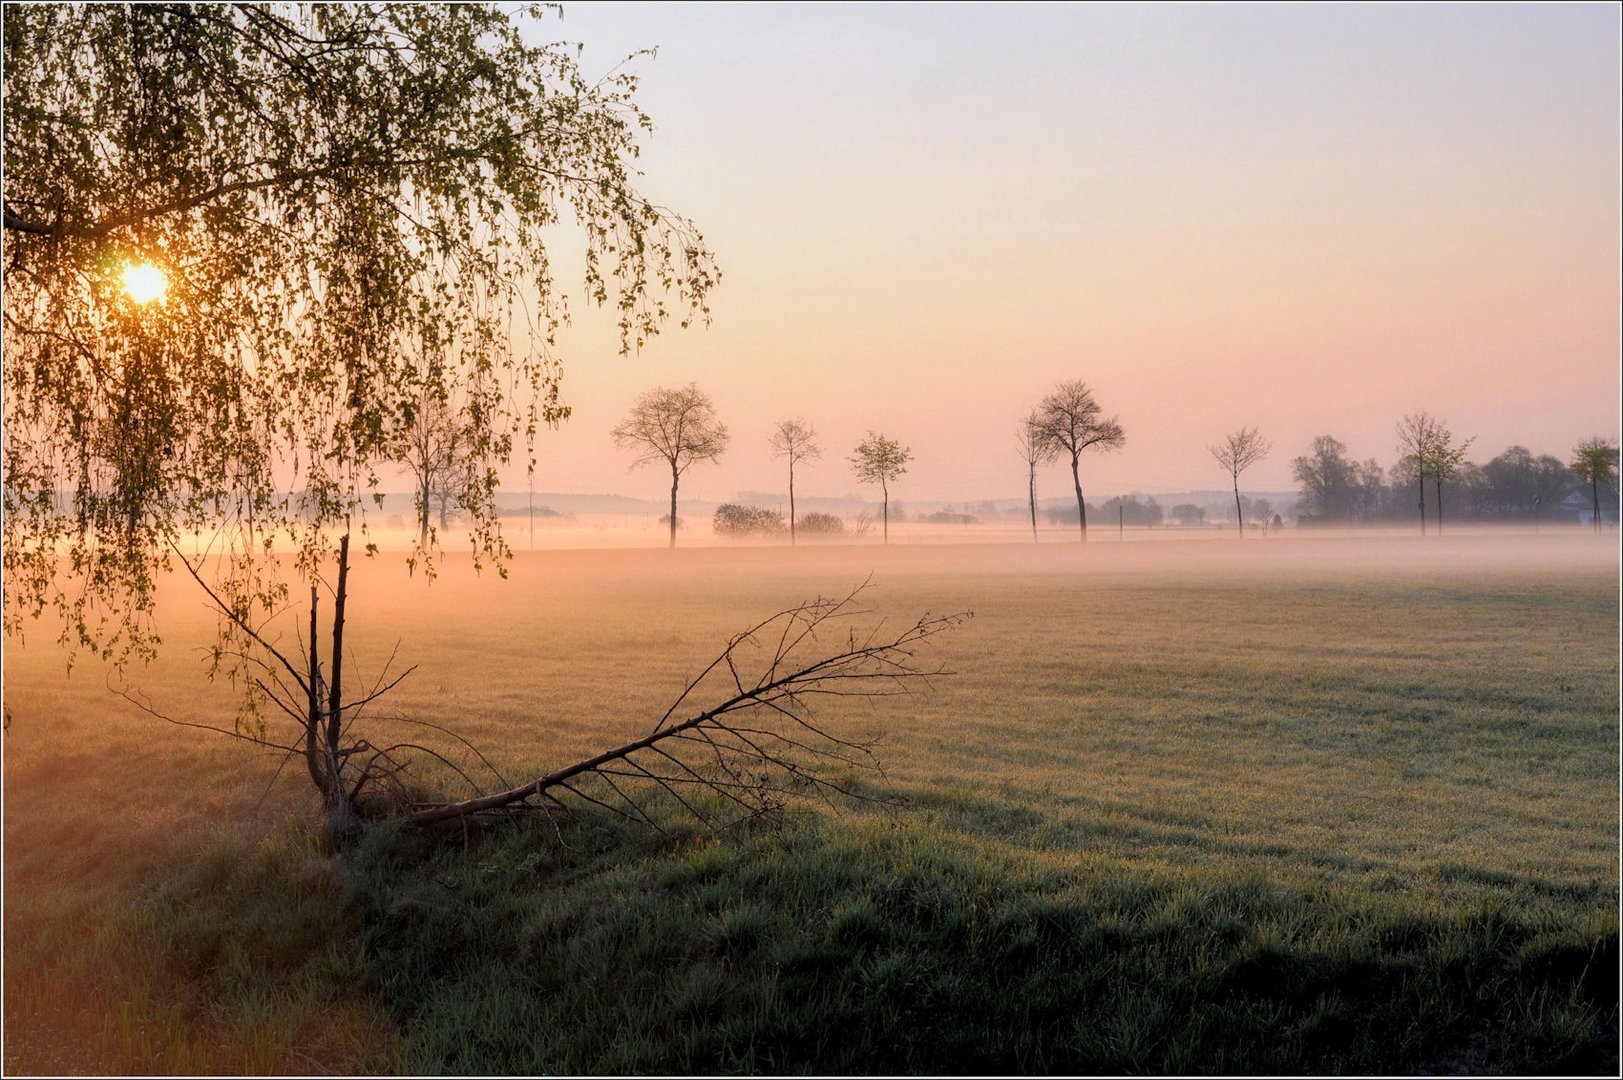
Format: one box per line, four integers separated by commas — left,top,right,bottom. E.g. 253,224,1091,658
4,531,1618,1073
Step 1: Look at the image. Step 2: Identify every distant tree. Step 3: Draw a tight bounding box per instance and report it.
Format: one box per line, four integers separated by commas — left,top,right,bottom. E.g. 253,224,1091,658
1209,426,1271,539
1570,437,1620,531
396,389,483,549
849,432,911,544
1353,459,1387,522
1481,446,1572,518
798,512,844,536
1016,410,1060,542
612,384,730,549
1169,503,1205,525
713,503,786,538
768,419,822,546
1396,413,1441,535
1032,381,1125,542
1426,423,1474,535
1292,436,1358,523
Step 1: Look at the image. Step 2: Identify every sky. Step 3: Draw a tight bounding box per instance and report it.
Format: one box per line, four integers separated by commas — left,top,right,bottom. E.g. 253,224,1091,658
508,3,1620,504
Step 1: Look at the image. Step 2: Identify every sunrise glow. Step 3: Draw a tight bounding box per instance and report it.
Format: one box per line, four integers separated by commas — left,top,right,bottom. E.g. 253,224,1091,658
120,261,167,305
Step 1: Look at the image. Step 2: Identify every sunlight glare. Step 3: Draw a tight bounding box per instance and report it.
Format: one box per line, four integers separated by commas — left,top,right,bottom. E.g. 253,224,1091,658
120,261,168,304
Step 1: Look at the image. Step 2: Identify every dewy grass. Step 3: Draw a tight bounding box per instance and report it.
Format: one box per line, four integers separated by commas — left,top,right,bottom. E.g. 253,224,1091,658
3,535,1617,1073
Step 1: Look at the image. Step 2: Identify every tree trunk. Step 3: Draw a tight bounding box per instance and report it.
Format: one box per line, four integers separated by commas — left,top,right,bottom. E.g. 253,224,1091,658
324,534,359,838
1071,453,1086,542
1436,479,1444,535
1232,474,1244,539
788,460,797,546
418,477,431,546
1594,476,1601,533
1028,463,1038,542
669,464,679,549
305,585,326,795
1417,464,1426,536
881,477,889,545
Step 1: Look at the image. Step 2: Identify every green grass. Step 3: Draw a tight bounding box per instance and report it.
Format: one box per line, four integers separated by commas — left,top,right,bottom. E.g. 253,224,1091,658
4,536,1618,1073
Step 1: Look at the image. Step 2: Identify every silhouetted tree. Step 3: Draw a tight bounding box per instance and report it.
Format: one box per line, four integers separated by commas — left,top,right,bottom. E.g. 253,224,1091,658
1016,410,1060,542
1,3,717,834
613,384,730,549
849,432,911,545
1293,436,1358,523
1396,413,1441,535
1209,426,1271,538
1571,437,1620,531
1032,381,1125,541
769,418,822,546
1426,423,1474,535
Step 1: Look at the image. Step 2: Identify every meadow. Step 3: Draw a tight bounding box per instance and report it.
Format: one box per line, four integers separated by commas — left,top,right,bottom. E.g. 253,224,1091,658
3,530,1618,1074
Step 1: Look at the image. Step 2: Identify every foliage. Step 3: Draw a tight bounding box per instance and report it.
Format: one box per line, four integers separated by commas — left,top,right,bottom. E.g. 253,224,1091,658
1168,504,1205,524
1292,436,1361,522
2,3,718,670
848,431,912,487
797,512,845,536
1570,437,1620,488
712,503,787,537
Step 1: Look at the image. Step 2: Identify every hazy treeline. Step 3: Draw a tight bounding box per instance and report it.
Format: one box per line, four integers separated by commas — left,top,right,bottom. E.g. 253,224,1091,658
1293,437,1617,525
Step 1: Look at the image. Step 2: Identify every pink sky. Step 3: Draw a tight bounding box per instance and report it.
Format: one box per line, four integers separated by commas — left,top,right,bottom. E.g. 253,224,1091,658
501,3,1620,504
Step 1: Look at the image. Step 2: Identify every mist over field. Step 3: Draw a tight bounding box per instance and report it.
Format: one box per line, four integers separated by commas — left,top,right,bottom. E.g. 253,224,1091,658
7,529,1619,1072
3,1,1619,1074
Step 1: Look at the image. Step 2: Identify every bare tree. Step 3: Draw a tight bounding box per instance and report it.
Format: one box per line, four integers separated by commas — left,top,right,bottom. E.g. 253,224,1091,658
1426,423,1474,535
849,432,911,545
1209,426,1271,538
1016,411,1059,542
613,384,730,548
1397,413,1440,535
126,576,967,834
1032,381,1125,541
398,390,476,548
1571,437,1620,532
769,419,822,546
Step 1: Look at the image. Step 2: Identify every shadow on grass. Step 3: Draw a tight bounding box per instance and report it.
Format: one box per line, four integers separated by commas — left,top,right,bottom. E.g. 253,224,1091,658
125,793,1619,1075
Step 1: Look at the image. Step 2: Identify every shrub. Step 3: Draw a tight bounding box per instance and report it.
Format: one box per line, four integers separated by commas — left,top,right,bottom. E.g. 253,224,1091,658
798,512,844,536
923,511,978,525
713,503,786,537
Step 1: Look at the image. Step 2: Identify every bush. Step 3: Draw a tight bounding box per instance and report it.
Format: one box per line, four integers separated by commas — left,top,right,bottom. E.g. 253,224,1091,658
713,503,786,537
923,511,978,525
798,512,844,536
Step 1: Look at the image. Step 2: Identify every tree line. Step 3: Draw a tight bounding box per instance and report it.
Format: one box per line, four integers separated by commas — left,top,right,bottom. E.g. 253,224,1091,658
1294,423,1619,530
610,384,1619,547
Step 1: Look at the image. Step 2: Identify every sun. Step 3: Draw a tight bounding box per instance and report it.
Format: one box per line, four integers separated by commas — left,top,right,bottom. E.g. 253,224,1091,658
120,261,168,304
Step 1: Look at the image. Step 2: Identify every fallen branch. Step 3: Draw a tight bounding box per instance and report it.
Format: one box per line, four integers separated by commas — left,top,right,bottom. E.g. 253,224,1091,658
396,582,969,829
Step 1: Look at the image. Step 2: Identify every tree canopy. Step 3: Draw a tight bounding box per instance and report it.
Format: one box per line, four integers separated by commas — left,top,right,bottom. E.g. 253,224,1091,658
3,3,718,666
611,383,729,547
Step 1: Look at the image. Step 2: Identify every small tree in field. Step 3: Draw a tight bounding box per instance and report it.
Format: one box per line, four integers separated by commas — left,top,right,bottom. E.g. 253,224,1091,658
1032,381,1125,542
1571,437,1620,531
1209,426,1271,538
612,384,730,549
850,432,911,545
769,418,822,545
1397,413,1441,535
1016,410,1060,542
1426,422,1474,535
